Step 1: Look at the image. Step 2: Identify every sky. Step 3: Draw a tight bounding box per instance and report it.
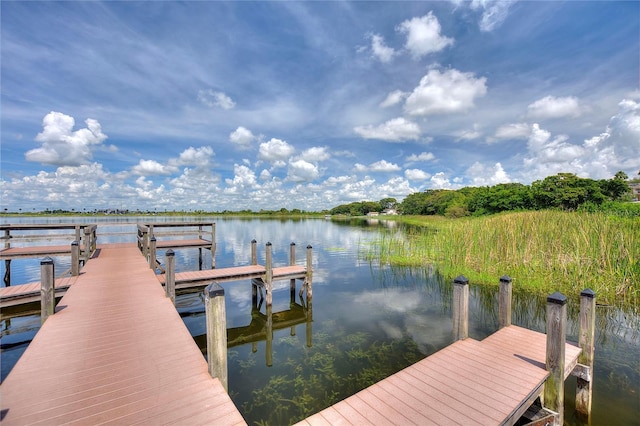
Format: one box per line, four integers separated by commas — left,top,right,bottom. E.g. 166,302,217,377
1,1,639,212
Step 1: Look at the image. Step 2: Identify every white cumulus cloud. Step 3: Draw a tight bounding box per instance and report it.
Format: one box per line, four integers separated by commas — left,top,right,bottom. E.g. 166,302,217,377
406,152,436,162
300,146,331,162
370,34,397,63
404,68,487,116
405,169,431,180
288,159,320,182
527,95,581,119
229,126,257,150
369,160,401,172
354,117,421,142
492,122,531,140
467,162,511,186
25,111,108,166
132,159,177,176
258,138,295,163
397,12,454,59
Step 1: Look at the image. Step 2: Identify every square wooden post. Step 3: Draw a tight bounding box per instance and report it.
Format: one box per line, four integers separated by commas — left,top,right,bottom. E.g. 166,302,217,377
205,282,228,392
576,288,596,419
498,275,512,329
165,249,175,305
40,257,55,324
545,291,567,425
71,240,80,276
251,239,257,265
290,242,296,302
453,275,469,341
265,242,273,306
305,245,313,300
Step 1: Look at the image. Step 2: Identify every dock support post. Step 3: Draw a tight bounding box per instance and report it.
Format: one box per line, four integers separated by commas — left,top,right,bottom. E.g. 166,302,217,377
149,236,157,270
40,257,55,324
265,242,273,306
576,288,596,419
266,304,273,367
453,275,469,341
290,242,296,302
545,291,567,425
251,239,257,265
211,223,216,269
204,282,228,392
3,229,10,286
165,249,176,305
498,275,512,329
305,245,313,300
71,240,80,276
83,226,91,264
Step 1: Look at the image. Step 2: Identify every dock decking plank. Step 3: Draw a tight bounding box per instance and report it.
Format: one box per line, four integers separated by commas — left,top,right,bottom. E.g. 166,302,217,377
0,243,246,425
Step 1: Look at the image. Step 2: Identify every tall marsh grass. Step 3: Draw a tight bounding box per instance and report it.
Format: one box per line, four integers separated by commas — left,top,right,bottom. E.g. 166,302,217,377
362,211,639,306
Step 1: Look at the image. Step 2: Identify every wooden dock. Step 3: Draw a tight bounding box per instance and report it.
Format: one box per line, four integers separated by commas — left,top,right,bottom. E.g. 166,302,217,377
1,223,596,425
0,243,246,425
296,325,581,426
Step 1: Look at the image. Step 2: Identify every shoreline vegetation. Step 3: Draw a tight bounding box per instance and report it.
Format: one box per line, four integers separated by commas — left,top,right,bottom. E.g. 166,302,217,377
3,172,638,308
361,211,639,308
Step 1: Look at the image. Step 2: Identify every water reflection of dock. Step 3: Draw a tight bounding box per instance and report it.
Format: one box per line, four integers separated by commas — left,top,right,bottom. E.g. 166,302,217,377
194,279,312,367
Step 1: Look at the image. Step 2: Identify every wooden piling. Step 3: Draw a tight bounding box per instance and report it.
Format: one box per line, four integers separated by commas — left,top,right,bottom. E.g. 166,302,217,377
251,239,257,265
149,236,156,270
544,291,567,425
498,275,512,329
453,275,469,341
576,288,596,418
40,257,55,324
211,223,216,269
306,245,313,300
290,242,296,302
165,249,176,304
265,242,273,306
266,304,273,367
83,226,92,263
204,282,228,392
71,240,80,276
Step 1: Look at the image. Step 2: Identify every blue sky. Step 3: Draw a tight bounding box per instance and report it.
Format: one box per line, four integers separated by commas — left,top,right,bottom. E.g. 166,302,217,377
1,1,638,212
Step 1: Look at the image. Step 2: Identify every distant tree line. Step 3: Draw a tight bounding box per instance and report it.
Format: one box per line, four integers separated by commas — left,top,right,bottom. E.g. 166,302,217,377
330,172,634,218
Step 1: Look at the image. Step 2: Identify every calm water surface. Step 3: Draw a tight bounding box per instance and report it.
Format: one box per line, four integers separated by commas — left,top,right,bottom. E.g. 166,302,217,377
1,216,638,425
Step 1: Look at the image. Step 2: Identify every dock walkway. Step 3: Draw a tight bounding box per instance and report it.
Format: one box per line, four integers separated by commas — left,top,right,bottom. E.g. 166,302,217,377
0,243,246,425
298,325,581,426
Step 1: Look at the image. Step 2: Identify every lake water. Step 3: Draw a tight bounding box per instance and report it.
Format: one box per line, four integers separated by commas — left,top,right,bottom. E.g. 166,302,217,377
1,216,638,425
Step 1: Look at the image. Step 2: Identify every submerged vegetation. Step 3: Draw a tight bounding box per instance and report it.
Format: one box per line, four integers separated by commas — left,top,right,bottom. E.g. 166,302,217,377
362,210,639,307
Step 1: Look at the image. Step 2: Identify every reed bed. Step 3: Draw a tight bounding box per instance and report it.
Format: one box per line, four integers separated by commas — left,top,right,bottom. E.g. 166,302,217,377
362,211,639,306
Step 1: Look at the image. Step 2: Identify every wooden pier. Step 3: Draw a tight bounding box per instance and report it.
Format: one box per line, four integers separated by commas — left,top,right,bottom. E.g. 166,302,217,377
1,223,596,425
0,224,97,286
0,243,245,425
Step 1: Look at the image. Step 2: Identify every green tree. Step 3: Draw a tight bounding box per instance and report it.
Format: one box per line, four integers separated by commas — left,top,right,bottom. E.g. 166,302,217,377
532,173,605,210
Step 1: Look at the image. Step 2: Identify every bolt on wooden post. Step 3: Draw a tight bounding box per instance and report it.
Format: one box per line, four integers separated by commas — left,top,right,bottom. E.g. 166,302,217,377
40,257,55,324
204,282,228,392
452,275,469,341
545,291,567,425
